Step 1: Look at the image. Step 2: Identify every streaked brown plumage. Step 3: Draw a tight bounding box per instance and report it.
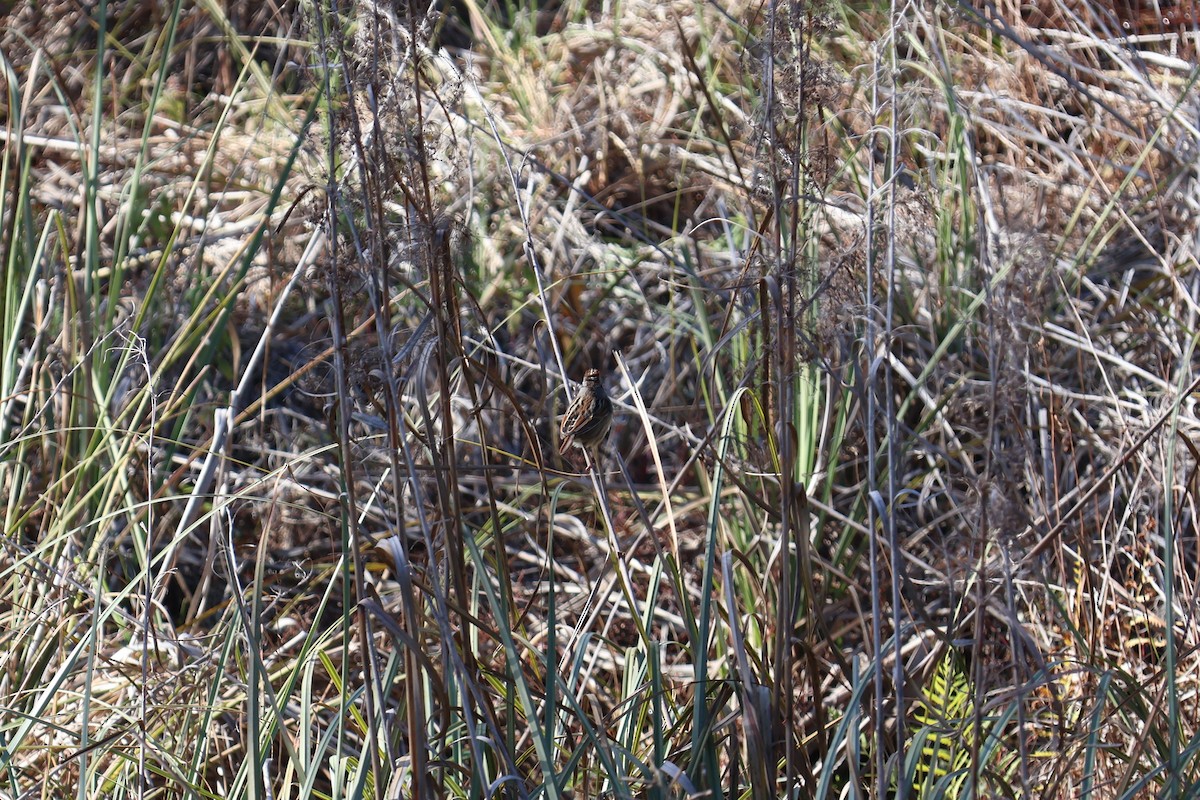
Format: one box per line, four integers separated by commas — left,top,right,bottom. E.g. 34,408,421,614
558,369,612,456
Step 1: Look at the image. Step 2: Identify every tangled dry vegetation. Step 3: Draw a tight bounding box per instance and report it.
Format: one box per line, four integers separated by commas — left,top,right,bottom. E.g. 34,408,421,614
4,0,1200,797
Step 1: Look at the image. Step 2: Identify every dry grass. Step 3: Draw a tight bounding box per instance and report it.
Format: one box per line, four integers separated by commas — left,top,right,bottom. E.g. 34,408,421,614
4,0,1200,797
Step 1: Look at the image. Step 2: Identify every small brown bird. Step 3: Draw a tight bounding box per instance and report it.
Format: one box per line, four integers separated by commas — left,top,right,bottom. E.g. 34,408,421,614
559,369,613,456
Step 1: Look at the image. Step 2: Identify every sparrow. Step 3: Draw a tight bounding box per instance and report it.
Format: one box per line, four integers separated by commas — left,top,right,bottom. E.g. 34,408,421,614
558,369,613,456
